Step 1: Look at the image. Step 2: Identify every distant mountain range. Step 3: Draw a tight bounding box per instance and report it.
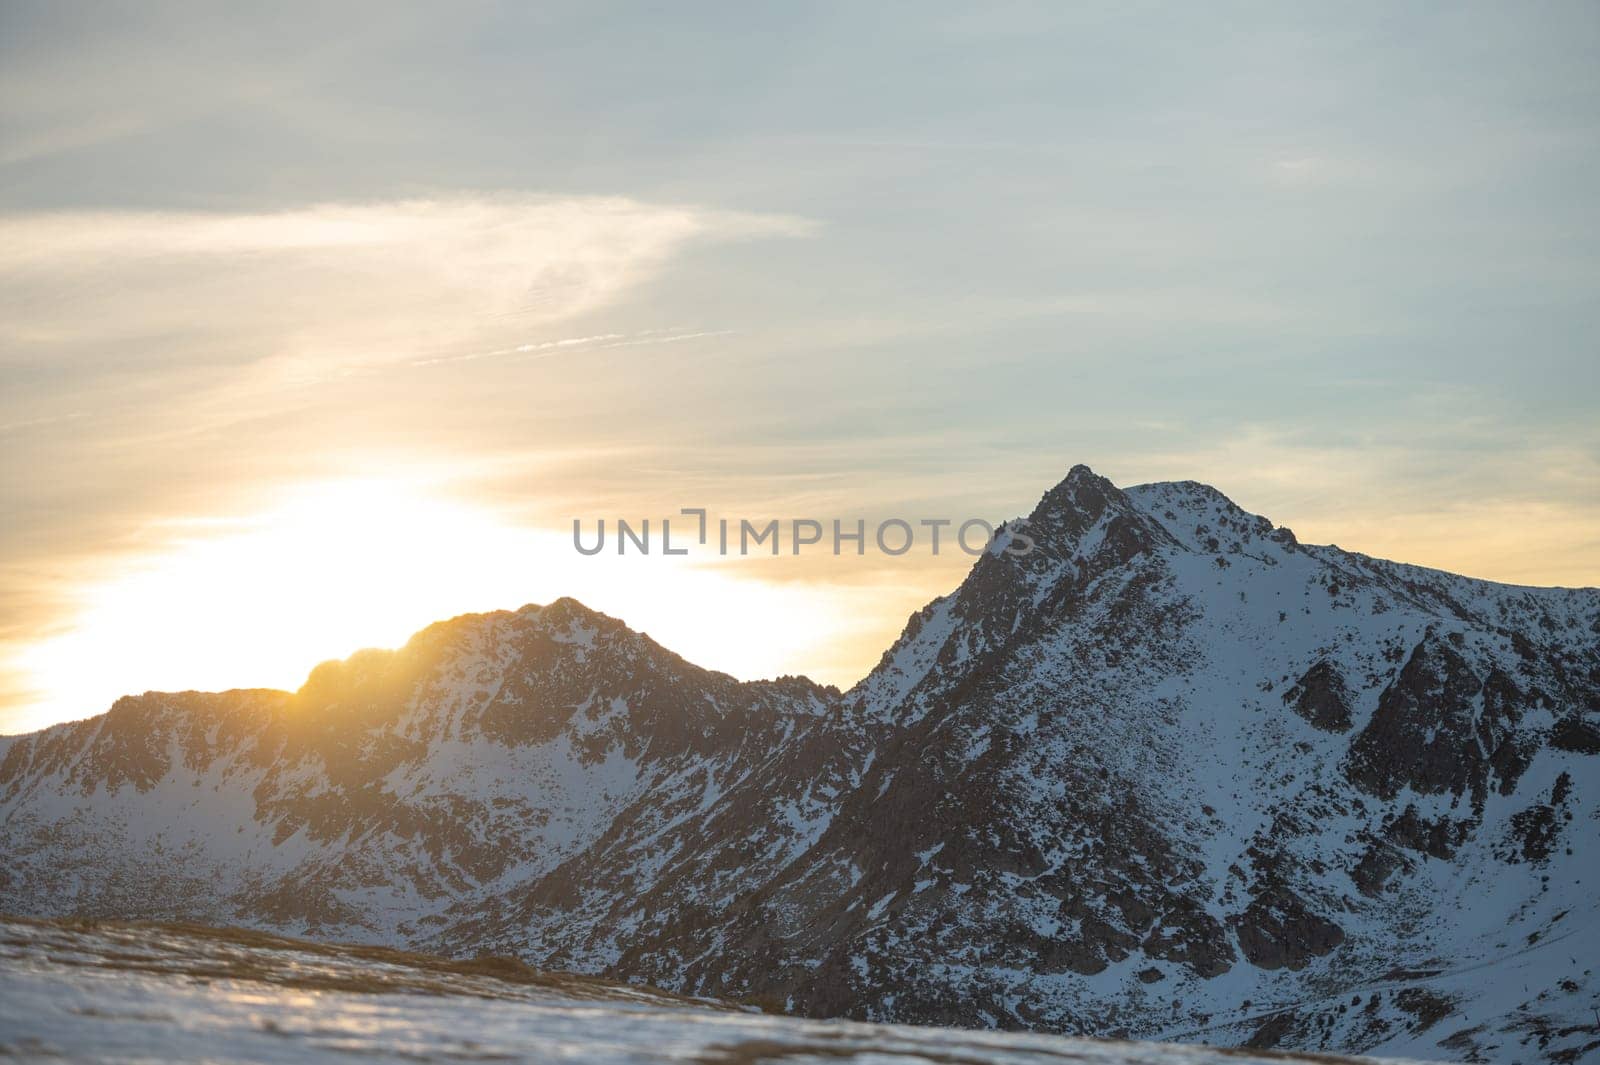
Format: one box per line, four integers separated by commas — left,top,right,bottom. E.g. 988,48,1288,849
3,465,1597,1063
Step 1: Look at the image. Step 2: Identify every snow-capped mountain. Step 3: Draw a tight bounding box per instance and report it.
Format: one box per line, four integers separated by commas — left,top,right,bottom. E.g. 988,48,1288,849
3,465,1597,1063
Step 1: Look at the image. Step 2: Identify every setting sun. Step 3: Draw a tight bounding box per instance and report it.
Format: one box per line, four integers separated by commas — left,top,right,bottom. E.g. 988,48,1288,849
6,478,908,733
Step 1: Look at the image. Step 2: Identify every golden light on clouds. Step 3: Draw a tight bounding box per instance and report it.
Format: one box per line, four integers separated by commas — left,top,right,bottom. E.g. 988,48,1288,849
0,196,807,384
0,194,826,733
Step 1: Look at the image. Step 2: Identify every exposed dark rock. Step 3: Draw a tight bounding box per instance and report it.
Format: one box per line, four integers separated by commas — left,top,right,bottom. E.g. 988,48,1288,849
1393,987,1456,1031
1502,773,1574,865
1387,804,1470,860
1246,1011,1301,1048
1283,661,1354,732
1232,884,1345,971
1345,639,1494,800
1551,716,1600,754
1351,841,1410,897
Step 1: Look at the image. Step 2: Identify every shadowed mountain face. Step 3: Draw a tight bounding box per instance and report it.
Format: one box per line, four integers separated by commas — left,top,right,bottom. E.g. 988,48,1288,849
3,466,1598,1063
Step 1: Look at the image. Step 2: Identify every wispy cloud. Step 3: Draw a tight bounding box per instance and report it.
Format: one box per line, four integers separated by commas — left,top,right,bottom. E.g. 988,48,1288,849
411,328,738,368
0,196,804,381
0,193,810,451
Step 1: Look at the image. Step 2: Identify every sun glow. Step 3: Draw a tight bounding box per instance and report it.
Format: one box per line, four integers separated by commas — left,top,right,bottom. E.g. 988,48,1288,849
8,479,884,734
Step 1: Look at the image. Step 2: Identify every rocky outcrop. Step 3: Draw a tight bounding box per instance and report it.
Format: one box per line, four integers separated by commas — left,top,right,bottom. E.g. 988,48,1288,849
1284,661,1354,732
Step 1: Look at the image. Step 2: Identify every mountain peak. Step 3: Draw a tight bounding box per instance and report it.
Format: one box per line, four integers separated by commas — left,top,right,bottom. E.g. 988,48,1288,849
1028,463,1128,530
1045,461,1111,496
1012,463,1176,574
536,595,610,627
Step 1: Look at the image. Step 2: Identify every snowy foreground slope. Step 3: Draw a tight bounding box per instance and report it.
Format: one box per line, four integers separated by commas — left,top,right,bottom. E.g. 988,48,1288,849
0,917,1430,1065
2,465,1598,1063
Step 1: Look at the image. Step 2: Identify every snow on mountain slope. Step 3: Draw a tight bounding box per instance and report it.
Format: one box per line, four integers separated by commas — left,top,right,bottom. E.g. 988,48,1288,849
698,467,1598,1061
0,599,842,952
1,465,1596,1063
2,917,1434,1065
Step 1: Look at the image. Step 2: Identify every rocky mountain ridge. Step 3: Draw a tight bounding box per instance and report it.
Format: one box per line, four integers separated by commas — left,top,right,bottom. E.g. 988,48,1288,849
3,465,1597,1063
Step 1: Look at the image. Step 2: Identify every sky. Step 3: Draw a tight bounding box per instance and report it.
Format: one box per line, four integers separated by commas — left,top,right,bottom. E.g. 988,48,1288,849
1,1,1597,733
